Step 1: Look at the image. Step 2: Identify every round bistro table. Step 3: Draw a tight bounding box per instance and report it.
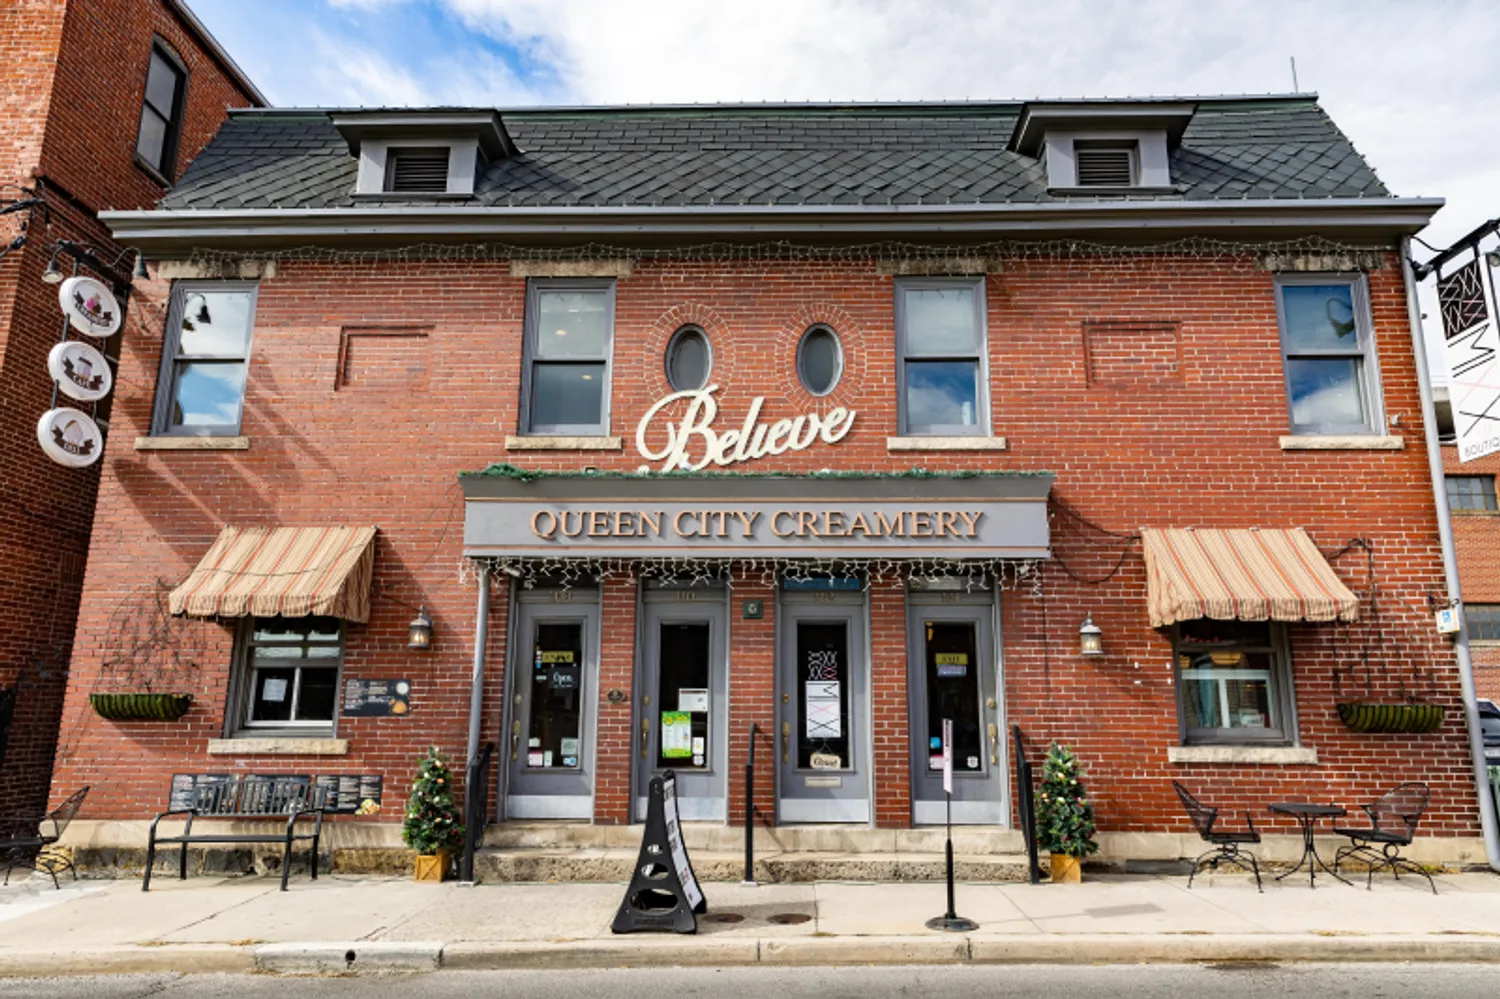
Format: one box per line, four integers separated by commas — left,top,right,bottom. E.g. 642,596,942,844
1269,802,1352,888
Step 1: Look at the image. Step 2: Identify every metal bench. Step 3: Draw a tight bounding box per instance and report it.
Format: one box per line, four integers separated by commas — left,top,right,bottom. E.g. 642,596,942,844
144,776,326,892
1,786,90,889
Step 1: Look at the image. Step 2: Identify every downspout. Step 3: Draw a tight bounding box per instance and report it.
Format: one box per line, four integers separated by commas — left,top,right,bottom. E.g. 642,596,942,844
466,566,491,768
1400,237,1500,871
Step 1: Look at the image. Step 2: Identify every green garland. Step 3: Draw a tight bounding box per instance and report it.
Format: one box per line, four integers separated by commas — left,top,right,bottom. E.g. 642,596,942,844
1035,742,1099,858
461,462,1051,481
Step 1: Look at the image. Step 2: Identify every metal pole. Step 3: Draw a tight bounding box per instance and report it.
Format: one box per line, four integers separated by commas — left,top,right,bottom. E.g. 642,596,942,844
1401,237,1500,872
465,566,491,772
742,722,758,886
944,787,956,919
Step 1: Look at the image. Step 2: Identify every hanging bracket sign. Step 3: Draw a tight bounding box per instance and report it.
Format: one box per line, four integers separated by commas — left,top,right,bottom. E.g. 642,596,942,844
37,407,103,468
1437,258,1500,462
58,276,122,339
48,341,112,402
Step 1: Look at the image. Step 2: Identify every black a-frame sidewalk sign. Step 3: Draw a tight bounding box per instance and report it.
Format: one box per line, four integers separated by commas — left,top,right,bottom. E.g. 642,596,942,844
611,770,707,934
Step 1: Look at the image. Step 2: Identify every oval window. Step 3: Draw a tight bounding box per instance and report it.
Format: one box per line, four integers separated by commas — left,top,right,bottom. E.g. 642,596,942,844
665,326,711,391
796,325,842,396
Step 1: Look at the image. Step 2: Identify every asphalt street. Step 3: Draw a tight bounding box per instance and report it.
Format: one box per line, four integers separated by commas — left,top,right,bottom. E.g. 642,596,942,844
0,965,1494,998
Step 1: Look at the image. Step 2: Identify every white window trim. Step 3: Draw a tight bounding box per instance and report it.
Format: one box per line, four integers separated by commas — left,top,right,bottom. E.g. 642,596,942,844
894,277,991,437
354,137,481,196
1043,129,1171,190
151,280,258,438
1275,272,1385,437
518,278,617,437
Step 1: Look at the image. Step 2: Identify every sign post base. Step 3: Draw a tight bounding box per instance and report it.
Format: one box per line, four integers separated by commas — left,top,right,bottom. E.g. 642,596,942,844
925,915,979,932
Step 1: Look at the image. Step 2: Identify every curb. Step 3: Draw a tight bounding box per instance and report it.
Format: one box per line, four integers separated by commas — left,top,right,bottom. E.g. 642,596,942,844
4,933,1500,977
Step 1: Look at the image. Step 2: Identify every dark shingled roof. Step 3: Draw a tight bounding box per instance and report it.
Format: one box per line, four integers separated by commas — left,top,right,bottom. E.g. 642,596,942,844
157,97,1390,212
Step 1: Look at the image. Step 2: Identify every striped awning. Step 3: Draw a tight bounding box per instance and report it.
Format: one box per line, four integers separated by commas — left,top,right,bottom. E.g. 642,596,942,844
1140,527,1358,628
169,526,378,622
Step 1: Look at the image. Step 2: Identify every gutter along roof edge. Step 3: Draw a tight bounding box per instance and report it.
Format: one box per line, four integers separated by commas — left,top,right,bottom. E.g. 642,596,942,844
103,197,1445,251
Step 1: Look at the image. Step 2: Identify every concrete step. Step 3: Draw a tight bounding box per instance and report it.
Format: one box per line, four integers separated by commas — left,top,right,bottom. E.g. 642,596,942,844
474,847,1031,884
483,822,1026,856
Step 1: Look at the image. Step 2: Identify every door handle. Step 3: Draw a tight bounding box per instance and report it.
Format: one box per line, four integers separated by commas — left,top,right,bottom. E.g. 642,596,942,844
987,722,998,765
640,717,649,759
511,720,521,761
781,721,790,763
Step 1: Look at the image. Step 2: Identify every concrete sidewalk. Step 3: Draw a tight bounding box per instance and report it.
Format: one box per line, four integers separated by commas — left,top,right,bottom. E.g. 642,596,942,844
1,870,1498,975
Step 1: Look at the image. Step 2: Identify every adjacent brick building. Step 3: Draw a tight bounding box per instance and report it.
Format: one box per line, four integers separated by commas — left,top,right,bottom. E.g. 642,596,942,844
0,0,261,816
51,95,1493,868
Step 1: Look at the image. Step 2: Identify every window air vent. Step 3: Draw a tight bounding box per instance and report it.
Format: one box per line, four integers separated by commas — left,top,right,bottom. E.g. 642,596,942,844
1074,144,1136,187
386,148,450,193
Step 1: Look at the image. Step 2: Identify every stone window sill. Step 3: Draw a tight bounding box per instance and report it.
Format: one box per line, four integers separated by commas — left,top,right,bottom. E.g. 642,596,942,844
504,435,622,451
1279,435,1404,451
207,738,349,756
887,436,1008,452
1167,745,1317,765
135,436,250,451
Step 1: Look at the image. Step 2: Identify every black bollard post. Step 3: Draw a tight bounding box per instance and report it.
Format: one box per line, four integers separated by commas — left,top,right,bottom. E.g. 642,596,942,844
742,722,758,886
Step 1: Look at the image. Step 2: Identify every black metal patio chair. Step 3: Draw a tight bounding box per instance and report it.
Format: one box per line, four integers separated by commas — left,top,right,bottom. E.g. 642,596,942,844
1173,780,1263,892
1,786,89,889
1333,782,1435,894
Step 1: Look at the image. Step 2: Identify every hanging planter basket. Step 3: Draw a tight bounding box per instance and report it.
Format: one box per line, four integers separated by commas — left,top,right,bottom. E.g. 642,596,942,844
89,692,193,721
1336,702,1445,734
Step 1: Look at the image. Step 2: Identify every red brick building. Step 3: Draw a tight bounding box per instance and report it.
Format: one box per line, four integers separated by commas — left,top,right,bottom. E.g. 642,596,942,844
50,96,1494,868
0,0,262,817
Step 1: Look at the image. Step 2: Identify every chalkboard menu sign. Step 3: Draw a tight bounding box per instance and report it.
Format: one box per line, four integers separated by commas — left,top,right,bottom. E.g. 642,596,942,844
342,678,411,717
314,774,385,815
168,773,235,811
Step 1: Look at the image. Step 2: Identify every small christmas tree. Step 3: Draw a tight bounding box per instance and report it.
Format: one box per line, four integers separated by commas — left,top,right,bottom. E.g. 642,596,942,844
1035,742,1098,858
402,746,465,857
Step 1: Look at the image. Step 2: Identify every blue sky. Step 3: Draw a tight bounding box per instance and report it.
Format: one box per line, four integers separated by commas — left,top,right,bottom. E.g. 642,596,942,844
189,0,1499,252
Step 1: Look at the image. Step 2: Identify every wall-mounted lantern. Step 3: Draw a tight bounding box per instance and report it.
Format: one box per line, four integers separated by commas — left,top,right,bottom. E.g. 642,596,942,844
1079,614,1104,657
407,606,434,651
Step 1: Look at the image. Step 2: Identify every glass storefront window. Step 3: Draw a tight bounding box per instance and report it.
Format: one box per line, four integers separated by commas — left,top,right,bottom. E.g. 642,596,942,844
1174,620,1292,744
527,622,585,769
657,622,711,770
797,621,850,770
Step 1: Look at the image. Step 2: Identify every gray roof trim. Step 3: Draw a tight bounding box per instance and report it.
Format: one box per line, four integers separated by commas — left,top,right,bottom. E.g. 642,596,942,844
163,0,268,107
1011,101,1197,154
104,197,1444,253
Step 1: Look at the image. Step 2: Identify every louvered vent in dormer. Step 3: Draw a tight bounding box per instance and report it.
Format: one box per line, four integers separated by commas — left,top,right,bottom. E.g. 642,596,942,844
1074,143,1137,187
385,147,451,193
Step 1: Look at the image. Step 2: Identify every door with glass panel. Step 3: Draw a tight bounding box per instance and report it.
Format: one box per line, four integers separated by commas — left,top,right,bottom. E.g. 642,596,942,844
908,594,1004,825
634,587,729,822
505,592,600,820
776,593,870,823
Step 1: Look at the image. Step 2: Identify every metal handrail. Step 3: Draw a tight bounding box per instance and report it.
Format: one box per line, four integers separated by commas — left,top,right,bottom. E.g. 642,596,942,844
460,741,496,884
1012,724,1041,884
743,722,763,885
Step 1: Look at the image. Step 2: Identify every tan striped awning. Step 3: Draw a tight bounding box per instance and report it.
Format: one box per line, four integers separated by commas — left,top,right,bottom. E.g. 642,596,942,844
169,526,378,622
1141,527,1358,629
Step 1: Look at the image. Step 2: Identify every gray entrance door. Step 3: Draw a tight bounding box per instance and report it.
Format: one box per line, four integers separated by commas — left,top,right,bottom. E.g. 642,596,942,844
505,590,601,820
634,586,730,822
777,592,871,823
907,591,1005,825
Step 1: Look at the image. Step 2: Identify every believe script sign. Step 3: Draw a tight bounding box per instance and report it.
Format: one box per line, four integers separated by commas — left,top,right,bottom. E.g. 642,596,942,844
635,385,855,472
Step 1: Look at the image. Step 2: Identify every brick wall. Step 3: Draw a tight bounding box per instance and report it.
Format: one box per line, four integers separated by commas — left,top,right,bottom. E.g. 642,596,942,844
1441,444,1500,701
50,248,1481,840
0,0,255,816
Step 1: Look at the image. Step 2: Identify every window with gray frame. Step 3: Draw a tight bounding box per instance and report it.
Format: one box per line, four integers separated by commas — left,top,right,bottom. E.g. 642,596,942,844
1447,475,1498,512
1275,274,1381,435
232,617,344,735
895,278,989,435
521,280,615,435
153,282,257,436
1173,620,1295,745
136,42,187,179
1466,604,1500,642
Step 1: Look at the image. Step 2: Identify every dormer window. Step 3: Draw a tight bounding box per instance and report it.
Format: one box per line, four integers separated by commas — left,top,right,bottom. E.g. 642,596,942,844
1009,100,1194,195
330,110,516,199
385,148,452,193
1073,141,1137,188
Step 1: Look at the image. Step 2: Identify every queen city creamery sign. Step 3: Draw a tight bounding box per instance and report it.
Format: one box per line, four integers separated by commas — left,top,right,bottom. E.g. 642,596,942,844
635,385,854,472
461,472,1053,561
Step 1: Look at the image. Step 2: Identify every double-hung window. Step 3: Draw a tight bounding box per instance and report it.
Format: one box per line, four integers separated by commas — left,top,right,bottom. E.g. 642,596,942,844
895,278,989,435
1447,475,1498,512
153,282,257,436
521,279,615,435
1276,274,1381,435
136,42,187,179
233,617,344,736
1466,605,1500,643
1174,620,1296,745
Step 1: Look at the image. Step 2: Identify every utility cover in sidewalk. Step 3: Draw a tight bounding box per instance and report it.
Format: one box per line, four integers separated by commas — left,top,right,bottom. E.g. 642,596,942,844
611,770,707,934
